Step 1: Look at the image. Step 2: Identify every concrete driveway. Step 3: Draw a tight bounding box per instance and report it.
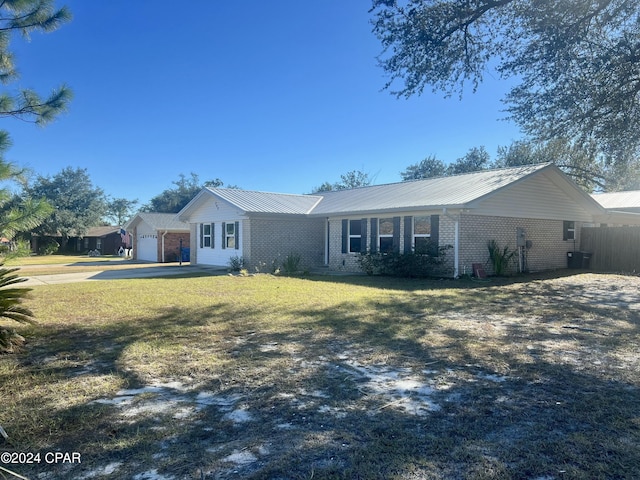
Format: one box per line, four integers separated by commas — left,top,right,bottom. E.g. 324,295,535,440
20,263,226,287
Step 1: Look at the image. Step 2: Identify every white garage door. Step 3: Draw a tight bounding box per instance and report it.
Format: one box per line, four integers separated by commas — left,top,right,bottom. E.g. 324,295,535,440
137,234,157,262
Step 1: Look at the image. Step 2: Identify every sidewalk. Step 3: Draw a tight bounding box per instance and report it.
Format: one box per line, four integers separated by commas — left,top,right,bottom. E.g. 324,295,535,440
21,264,226,286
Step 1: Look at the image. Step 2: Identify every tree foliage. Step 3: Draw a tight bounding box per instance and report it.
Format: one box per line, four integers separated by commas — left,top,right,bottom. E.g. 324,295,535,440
400,147,489,180
371,0,640,162
0,262,34,352
143,173,238,213
0,0,72,124
105,197,139,226
26,167,107,241
312,170,373,193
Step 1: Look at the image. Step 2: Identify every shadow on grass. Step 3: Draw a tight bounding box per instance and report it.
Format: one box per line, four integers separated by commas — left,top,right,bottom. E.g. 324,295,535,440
2,273,640,479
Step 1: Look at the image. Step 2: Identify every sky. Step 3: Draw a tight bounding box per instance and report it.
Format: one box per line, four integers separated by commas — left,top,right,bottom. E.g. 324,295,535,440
5,0,523,208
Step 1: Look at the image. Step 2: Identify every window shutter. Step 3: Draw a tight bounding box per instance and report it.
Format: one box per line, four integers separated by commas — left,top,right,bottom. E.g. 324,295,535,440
370,218,378,252
341,219,348,254
234,221,240,250
430,215,440,256
360,218,368,253
392,216,401,253
221,222,226,249
404,216,413,253
199,223,203,248
210,223,215,248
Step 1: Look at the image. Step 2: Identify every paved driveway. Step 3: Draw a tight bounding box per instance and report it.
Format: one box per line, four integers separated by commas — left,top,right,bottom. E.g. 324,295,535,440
21,263,225,286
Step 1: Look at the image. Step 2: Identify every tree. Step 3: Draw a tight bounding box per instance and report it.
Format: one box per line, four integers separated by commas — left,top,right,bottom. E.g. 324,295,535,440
105,197,139,226
312,170,373,193
400,155,446,180
0,1,71,239
370,0,640,163
400,148,488,180
0,1,72,125
27,167,107,248
448,146,490,175
0,140,52,239
143,173,237,213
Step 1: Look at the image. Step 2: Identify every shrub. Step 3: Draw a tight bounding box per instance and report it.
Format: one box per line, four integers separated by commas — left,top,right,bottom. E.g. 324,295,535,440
357,246,452,277
281,252,302,275
4,240,32,260
487,240,517,276
228,255,244,272
0,263,35,353
37,238,59,256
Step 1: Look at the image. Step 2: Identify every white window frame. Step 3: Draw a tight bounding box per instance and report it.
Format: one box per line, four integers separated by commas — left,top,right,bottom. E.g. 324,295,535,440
202,223,212,248
348,219,362,253
413,216,431,253
378,218,394,253
225,222,235,249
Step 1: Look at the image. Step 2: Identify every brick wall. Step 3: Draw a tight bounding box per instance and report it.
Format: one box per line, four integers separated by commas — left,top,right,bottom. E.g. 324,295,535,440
245,216,325,272
157,232,189,262
458,214,581,275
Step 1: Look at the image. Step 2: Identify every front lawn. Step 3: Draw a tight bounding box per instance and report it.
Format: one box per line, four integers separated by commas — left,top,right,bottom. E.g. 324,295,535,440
1,272,639,479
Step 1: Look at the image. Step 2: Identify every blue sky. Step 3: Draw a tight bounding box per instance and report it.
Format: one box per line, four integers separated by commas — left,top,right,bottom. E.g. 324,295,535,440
6,0,522,207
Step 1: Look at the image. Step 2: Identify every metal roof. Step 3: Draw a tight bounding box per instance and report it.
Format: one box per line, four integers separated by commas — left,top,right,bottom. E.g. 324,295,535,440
592,190,640,209
126,212,189,231
309,163,552,215
206,188,323,215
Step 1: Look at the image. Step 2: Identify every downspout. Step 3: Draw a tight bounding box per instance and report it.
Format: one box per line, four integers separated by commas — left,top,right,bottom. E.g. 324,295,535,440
442,208,460,278
161,230,168,263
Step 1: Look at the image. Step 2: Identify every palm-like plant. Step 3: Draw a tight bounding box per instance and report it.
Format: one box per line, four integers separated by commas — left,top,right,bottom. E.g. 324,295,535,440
0,263,34,353
487,240,517,276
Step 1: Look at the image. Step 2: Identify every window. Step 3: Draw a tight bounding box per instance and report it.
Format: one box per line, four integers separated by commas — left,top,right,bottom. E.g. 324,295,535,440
413,216,431,253
349,220,362,253
563,221,575,241
96,239,102,251
225,222,235,249
379,218,394,253
202,223,212,247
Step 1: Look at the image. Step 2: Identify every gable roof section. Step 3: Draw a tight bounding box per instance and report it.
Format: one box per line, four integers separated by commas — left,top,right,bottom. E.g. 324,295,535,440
126,212,189,231
178,163,604,219
179,187,322,219
310,163,570,216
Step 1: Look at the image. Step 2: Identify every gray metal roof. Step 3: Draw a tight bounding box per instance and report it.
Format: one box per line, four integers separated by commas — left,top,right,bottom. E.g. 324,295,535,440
592,190,640,209
309,163,551,215
127,212,189,231
207,187,323,215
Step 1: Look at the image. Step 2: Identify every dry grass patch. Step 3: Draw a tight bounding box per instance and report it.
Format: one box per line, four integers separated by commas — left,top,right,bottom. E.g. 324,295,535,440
0,272,639,479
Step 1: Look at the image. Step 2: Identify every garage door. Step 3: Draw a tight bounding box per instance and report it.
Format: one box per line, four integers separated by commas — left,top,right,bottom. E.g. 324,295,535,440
137,234,157,262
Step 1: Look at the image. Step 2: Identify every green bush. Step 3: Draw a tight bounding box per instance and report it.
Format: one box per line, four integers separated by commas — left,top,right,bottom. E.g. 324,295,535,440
37,238,59,256
228,255,244,272
357,246,452,277
281,252,302,275
0,263,35,353
487,239,517,276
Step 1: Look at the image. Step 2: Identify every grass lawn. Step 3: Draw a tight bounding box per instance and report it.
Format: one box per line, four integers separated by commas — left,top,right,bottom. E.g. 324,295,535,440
1,271,639,479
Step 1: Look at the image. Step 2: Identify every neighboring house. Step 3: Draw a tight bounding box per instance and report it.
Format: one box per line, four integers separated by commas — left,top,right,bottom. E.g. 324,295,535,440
177,163,640,276
591,190,640,222
125,213,190,262
68,226,125,254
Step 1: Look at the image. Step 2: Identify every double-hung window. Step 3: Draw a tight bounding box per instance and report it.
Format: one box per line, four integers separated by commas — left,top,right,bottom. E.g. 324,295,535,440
379,218,394,253
349,220,362,253
563,221,575,241
225,222,236,249
202,223,212,247
413,216,431,253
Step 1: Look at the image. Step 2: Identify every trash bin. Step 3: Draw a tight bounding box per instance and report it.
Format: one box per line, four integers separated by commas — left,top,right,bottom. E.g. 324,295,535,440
181,247,190,262
567,251,591,269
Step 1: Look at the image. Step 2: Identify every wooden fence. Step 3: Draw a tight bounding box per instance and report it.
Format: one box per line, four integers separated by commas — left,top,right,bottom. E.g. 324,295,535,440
580,226,640,273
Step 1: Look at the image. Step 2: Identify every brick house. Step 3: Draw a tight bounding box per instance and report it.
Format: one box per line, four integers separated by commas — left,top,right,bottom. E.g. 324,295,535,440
177,163,640,276
125,213,190,263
